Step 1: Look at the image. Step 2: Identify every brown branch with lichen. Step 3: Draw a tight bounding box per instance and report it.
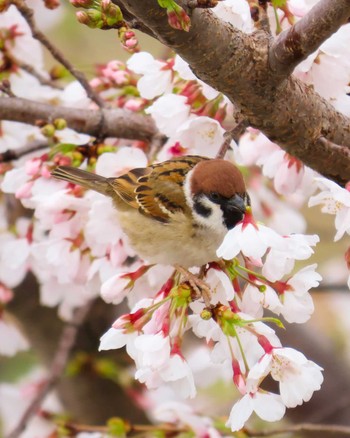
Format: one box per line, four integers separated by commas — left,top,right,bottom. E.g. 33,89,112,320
116,0,350,185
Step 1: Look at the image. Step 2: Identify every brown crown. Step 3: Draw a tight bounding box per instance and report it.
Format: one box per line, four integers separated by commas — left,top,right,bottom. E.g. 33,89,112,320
190,159,246,197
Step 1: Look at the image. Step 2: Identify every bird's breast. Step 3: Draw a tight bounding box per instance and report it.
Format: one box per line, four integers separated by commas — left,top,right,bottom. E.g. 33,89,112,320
116,209,225,267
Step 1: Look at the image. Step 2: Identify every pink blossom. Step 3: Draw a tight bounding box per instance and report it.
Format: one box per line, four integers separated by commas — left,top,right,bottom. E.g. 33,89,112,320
0,236,30,288
173,116,225,158
248,347,323,408
135,353,196,399
217,210,283,262
213,0,253,33
127,52,173,99
153,401,220,438
309,177,350,241
226,391,285,432
0,319,29,356
95,147,148,177
99,327,137,351
145,94,191,137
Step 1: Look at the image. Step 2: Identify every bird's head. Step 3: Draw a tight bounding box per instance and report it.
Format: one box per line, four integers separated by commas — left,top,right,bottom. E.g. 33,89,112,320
184,159,250,233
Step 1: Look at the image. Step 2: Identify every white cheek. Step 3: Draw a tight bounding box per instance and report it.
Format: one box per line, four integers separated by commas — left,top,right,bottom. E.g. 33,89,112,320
193,197,227,233
183,170,227,235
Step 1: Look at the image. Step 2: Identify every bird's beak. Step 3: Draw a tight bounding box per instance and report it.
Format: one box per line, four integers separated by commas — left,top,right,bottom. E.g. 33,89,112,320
227,194,246,215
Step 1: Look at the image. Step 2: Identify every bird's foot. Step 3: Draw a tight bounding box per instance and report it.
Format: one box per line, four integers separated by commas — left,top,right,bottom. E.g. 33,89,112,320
174,265,212,308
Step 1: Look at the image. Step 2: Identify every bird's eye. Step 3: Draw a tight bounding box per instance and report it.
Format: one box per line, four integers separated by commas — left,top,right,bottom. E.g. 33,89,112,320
209,193,220,203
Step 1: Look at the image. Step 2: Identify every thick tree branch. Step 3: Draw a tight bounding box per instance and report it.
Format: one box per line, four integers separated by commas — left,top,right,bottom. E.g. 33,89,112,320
117,0,350,185
270,0,350,76
0,97,159,142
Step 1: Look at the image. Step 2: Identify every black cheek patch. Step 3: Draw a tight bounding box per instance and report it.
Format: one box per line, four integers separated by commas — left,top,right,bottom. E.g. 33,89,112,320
222,207,243,229
193,197,211,218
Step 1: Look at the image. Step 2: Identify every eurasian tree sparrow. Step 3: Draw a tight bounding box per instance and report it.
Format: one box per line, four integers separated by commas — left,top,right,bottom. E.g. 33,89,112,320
52,155,249,267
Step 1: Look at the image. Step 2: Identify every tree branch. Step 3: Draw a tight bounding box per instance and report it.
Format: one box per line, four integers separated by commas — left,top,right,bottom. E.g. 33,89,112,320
245,422,350,437
270,0,350,76
0,97,159,142
0,140,49,162
11,0,105,108
117,0,350,185
6,301,94,438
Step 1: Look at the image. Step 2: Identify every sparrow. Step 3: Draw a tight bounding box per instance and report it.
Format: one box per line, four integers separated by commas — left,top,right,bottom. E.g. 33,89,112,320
51,155,249,267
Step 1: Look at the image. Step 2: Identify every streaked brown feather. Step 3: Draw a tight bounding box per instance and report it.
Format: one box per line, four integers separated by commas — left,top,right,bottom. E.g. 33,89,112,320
109,155,207,222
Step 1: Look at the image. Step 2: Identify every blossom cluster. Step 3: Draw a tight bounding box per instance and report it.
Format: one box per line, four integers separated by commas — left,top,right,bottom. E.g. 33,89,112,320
0,0,349,436
99,207,323,431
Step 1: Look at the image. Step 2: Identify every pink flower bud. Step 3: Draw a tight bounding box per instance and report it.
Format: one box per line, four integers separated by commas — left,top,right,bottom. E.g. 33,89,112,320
167,7,191,32
70,0,93,8
125,38,138,49
44,0,60,9
125,30,135,39
76,10,89,25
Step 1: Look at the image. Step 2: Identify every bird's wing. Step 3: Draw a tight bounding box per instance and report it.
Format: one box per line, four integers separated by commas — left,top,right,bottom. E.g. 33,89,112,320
109,156,207,222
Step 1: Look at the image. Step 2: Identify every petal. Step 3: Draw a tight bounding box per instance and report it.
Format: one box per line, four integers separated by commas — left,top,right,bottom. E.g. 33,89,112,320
226,394,253,432
253,392,286,422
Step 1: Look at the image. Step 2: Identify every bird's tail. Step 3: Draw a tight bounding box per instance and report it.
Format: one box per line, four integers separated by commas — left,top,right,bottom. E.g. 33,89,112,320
51,166,111,196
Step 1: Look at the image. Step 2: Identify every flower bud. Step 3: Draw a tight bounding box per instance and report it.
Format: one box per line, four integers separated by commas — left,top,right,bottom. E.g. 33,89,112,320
41,124,55,138
200,308,212,320
53,118,67,130
70,0,94,8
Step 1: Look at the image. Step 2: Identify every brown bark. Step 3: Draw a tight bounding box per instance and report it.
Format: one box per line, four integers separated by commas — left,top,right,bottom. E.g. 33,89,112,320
270,0,350,76
0,97,159,142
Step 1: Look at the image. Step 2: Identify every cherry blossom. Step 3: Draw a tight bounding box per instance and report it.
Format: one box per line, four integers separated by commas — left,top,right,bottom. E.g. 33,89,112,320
127,52,173,99
309,177,350,241
153,401,221,438
248,346,323,408
0,319,29,356
217,208,284,262
145,94,191,137
226,391,286,432
135,353,196,399
213,0,253,33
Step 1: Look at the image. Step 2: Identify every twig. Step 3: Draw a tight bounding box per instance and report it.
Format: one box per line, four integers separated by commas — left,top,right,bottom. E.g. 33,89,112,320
0,80,15,97
257,0,271,34
6,301,94,438
245,422,350,436
148,132,167,160
60,420,189,436
270,0,350,76
216,119,248,159
0,96,158,142
8,54,63,90
11,0,105,108
0,140,49,163
249,0,271,34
